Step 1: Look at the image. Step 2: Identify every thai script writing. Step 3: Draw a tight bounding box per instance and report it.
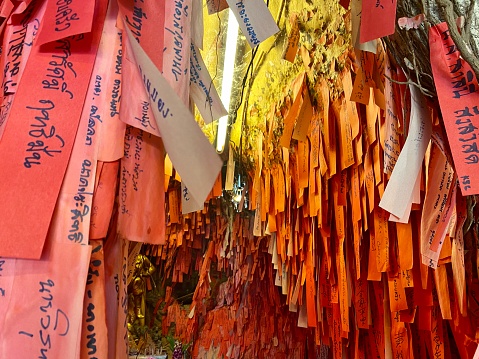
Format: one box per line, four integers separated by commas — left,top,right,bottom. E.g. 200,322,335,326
190,44,213,106
125,3,147,41
42,39,77,99
135,100,156,130
109,79,121,118
139,65,173,119
55,0,79,31
235,1,260,45
165,0,189,81
24,100,65,168
18,279,70,359
68,159,93,243
84,245,102,358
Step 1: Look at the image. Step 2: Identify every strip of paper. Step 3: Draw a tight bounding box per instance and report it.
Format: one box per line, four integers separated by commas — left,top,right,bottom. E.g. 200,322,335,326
0,241,91,358
163,0,191,105
36,0,96,45
0,1,46,140
181,181,205,214
119,33,160,137
89,161,119,240
2,1,46,94
97,3,126,162
226,0,279,48
420,144,455,267
360,0,397,43
48,0,118,244
191,0,204,49
190,42,227,124
350,0,377,53
103,224,122,359
80,240,108,359
118,0,165,71
283,14,300,63
0,0,107,259
429,22,479,195
379,84,432,219
118,126,166,245
124,25,222,206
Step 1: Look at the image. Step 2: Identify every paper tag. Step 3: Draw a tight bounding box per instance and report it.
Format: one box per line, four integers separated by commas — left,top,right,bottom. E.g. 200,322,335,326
124,26,222,206
89,161,120,240
360,0,397,43
163,0,191,104
191,0,204,49
80,240,108,359
0,0,107,259
429,22,479,195
0,242,91,358
379,84,432,219
420,144,455,268
118,127,166,244
189,42,227,124
226,0,279,48
181,181,204,214
350,0,377,53
283,14,300,63
49,0,119,245
97,27,126,162
293,87,313,141
36,0,95,45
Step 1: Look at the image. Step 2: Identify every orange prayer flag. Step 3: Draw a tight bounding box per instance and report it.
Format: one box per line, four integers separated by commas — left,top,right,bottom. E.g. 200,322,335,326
90,161,120,240
396,222,413,270
351,166,361,222
338,170,348,206
365,91,378,147
433,264,452,320
364,149,375,213
367,232,381,281
355,275,369,330
168,188,180,224
387,274,408,312
297,140,309,189
272,164,286,213
309,113,320,169
451,193,467,315
293,87,314,142
342,70,360,138
306,250,317,327
49,18,121,245
283,14,300,63
332,303,343,359
280,72,305,148
390,312,410,359
350,70,370,105
369,281,386,359
332,98,355,170
338,242,349,334
374,207,389,272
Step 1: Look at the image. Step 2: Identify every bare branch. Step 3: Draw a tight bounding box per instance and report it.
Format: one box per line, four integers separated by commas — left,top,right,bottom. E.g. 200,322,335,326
436,0,479,80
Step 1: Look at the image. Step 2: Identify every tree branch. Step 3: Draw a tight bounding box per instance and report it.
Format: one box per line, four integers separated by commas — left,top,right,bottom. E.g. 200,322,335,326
436,0,479,80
